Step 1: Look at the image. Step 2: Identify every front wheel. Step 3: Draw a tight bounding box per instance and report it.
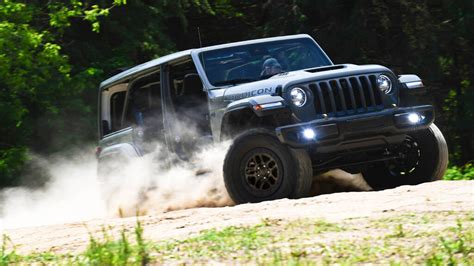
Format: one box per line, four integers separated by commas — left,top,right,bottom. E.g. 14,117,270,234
223,128,313,204
363,123,448,190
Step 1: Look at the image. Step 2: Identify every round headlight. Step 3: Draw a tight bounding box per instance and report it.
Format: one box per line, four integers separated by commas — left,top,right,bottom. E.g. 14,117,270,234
377,75,392,94
290,87,307,107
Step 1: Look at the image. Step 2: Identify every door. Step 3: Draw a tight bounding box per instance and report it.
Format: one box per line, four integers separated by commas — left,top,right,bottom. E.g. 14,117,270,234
161,57,212,160
121,69,166,155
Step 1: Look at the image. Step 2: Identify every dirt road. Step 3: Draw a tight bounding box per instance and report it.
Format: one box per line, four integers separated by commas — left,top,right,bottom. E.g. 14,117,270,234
4,180,473,254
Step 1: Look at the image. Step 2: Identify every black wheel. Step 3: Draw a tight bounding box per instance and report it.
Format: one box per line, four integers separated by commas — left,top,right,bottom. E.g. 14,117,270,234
363,123,448,189
223,128,312,204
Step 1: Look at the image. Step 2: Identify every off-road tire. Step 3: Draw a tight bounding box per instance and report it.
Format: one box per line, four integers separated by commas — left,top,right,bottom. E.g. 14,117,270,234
363,123,448,190
223,128,312,204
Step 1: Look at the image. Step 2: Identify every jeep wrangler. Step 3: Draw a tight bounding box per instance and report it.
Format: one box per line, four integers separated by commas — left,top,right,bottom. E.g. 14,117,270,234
97,34,448,204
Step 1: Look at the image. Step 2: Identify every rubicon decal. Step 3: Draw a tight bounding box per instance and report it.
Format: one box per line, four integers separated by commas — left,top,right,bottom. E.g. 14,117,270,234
225,87,274,100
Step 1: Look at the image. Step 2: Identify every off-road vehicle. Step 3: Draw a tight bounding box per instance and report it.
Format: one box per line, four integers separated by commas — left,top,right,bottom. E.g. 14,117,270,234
97,34,448,204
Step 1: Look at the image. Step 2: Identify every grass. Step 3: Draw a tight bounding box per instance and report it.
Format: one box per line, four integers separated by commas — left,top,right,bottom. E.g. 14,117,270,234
426,221,473,265
152,218,344,263
82,222,149,265
1,211,472,265
0,220,151,265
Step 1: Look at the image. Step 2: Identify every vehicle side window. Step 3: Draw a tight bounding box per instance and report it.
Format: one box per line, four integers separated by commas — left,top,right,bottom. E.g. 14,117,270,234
122,72,164,143
123,86,150,128
169,60,211,136
110,91,126,132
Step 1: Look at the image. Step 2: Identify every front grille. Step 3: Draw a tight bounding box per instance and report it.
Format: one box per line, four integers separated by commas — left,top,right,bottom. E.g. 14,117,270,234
308,74,383,117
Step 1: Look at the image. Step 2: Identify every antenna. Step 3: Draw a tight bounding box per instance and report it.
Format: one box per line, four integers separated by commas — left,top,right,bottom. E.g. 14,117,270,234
197,27,203,48
197,26,206,73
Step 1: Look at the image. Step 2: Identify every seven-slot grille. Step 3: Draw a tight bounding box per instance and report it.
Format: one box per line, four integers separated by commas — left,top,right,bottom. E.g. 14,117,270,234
308,74,383,117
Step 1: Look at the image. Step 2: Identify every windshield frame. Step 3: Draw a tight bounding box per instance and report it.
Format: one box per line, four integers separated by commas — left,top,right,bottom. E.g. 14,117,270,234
190,35,333,90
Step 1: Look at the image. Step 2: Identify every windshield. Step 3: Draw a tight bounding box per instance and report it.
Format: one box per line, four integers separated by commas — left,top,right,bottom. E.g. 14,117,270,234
199,38,332,87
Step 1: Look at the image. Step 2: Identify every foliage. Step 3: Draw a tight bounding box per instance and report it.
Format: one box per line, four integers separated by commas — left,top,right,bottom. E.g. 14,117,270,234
443,162,474,180
0,220,151,265
0,1,69,184
82,221,150,265
0,212,472,264
426,221,474,265
0,0,127,185
0,234,18,265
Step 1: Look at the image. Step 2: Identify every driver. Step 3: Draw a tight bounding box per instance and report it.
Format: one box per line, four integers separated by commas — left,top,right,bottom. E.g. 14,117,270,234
260,57,283,78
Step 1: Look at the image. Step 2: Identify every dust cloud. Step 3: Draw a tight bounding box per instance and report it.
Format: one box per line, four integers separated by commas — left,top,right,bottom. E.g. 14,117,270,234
0,142,234,230
0,128,373,230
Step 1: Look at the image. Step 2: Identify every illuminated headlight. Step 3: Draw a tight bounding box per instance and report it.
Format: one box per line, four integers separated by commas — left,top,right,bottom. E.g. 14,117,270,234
302,128,316,139
407,112,421,124
290,87,307,107
377,75,392,94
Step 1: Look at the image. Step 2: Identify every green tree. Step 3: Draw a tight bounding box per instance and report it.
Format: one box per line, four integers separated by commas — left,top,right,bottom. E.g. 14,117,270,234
0,0,125,185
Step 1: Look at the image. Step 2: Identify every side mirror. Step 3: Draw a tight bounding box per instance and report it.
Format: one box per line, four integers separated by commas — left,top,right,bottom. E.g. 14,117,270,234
398,74,424,89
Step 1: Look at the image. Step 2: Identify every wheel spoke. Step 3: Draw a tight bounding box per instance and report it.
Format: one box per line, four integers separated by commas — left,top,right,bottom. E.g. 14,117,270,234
243,150,281,192
387,136,421,176
246,168,256,175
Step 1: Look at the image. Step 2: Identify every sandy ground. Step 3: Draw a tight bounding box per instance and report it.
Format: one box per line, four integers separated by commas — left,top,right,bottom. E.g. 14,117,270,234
3,180,474,254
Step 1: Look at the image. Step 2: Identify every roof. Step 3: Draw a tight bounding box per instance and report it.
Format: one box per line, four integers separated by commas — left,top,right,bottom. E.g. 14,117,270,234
99,50,192,89
99,34,313,89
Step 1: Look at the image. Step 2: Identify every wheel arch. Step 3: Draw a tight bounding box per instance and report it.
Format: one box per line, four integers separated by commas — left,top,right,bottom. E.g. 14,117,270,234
219,95,290,140
220,107,289,140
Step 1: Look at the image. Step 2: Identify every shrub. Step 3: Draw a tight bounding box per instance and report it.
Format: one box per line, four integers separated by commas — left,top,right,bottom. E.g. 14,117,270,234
443,162,474,180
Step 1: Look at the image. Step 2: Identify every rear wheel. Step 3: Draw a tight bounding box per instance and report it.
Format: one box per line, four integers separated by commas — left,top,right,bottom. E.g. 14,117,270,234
223,128,312,204
363,123,448,189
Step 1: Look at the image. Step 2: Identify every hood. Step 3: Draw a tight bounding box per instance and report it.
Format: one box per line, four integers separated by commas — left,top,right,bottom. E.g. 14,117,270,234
222,64,392,101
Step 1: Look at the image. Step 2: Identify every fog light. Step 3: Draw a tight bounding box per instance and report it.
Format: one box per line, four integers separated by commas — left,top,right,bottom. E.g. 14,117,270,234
408,112,421,124
303,128,316,139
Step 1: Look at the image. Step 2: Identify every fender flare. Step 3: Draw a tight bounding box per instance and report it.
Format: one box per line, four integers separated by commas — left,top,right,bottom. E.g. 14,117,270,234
225,94,288,117
220,95,289,139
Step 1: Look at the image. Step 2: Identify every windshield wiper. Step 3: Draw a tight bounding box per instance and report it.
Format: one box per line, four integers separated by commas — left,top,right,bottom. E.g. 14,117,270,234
214,78,257,86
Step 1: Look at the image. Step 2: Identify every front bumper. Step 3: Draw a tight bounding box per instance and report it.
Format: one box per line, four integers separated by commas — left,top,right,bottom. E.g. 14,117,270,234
275,105,434,150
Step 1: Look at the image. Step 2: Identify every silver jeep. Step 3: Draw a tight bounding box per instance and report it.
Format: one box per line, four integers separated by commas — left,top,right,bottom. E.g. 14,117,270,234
97,34,448,204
